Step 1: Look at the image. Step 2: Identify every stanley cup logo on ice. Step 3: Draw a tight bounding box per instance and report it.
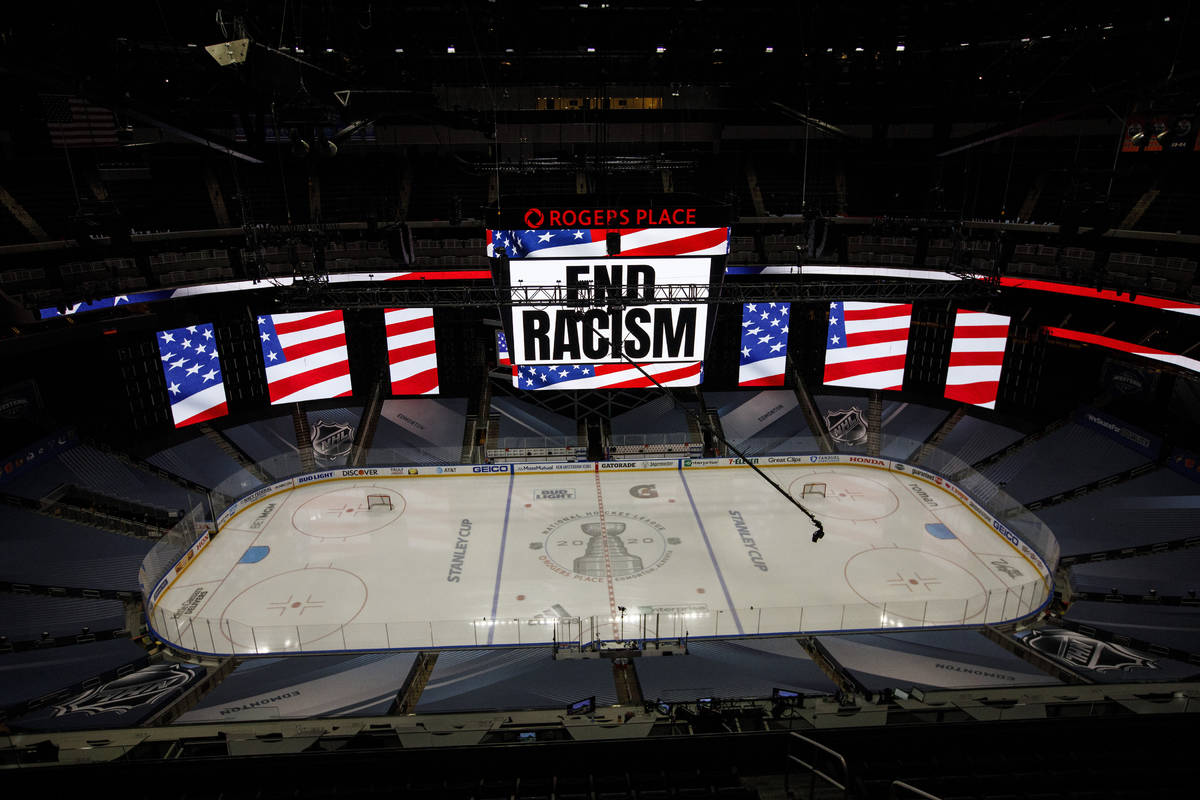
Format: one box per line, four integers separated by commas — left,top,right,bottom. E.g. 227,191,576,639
573,522,644,578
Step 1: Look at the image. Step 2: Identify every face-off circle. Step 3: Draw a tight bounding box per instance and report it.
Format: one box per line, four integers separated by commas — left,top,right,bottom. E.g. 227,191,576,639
843,548,988,623
219,567,368,650
291,487,405,539
788,471,899,521
540,510,670,580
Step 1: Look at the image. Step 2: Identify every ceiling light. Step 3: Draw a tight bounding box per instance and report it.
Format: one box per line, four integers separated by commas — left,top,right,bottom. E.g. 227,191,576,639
713,47,723,53
764,46,774,53
394,48,404,53
656,46,666,53
505,47,514,53
960,41,969,47
205,38,250,66
826,47,833,53
325,47,334,53
447,45,456,53
587,46,595,52
895,43,905,52
854,46,864,52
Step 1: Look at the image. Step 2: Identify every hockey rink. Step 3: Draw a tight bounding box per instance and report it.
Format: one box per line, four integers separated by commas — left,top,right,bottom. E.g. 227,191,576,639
151,459,1054,656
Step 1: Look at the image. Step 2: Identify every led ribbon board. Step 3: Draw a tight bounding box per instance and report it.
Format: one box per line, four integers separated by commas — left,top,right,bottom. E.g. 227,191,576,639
508,258,710,366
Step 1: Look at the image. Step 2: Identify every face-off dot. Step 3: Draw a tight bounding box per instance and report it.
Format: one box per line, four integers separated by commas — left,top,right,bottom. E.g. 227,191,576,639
696,587,706,594
516,594,526,601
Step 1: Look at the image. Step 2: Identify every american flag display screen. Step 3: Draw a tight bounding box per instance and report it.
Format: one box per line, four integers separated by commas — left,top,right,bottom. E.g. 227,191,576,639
512,360,703,390
385,308,439,396
257,310,353,404
944,310,1011,409
823,301,913,391
156,323,229,428
738,303,791,387
487,227,729,259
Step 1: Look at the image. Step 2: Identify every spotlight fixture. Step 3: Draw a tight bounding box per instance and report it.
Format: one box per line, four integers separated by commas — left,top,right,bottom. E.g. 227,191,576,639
1128,123,1146,146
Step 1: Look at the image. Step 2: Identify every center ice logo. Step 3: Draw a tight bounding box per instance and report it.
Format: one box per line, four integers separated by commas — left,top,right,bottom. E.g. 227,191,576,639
535,510,675,580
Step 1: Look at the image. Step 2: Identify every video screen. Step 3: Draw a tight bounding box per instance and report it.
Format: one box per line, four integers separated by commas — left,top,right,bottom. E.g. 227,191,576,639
507,258,710,366
944,310,1011,409
488,227,729,259
738,302,791,387
156,322,228,428
385,308,439,396
823,301,913,391
257,310,352,404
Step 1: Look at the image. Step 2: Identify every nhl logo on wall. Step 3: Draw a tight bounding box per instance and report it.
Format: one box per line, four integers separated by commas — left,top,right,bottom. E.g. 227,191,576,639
312,420,353,464
825,407,868,446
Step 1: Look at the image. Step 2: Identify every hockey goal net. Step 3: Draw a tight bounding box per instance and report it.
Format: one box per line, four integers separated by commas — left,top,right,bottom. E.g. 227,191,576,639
366,494,393,511
799,482,827,499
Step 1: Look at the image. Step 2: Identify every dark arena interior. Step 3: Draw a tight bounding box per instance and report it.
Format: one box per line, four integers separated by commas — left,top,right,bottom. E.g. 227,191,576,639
2,2,1200,798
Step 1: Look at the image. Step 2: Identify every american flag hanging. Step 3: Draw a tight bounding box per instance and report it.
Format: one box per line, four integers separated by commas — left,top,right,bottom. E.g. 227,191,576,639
944,310,1011,409
157,323,228,428
512,361,703,390
496,330,511,367
823,301,913,391
258,310,352,404
385,308,439,395
486,227,729,259
738,303,790,387
41,95,119,148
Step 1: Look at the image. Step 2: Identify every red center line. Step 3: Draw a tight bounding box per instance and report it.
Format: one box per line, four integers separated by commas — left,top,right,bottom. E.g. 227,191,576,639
593,464,619,639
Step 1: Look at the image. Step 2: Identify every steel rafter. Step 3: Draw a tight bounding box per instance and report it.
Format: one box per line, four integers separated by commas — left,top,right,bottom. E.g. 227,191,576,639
276,279,992,310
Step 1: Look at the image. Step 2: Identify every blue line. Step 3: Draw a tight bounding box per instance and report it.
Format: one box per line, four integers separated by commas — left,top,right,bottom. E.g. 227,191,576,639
487,471,515,645
678,469,744,635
